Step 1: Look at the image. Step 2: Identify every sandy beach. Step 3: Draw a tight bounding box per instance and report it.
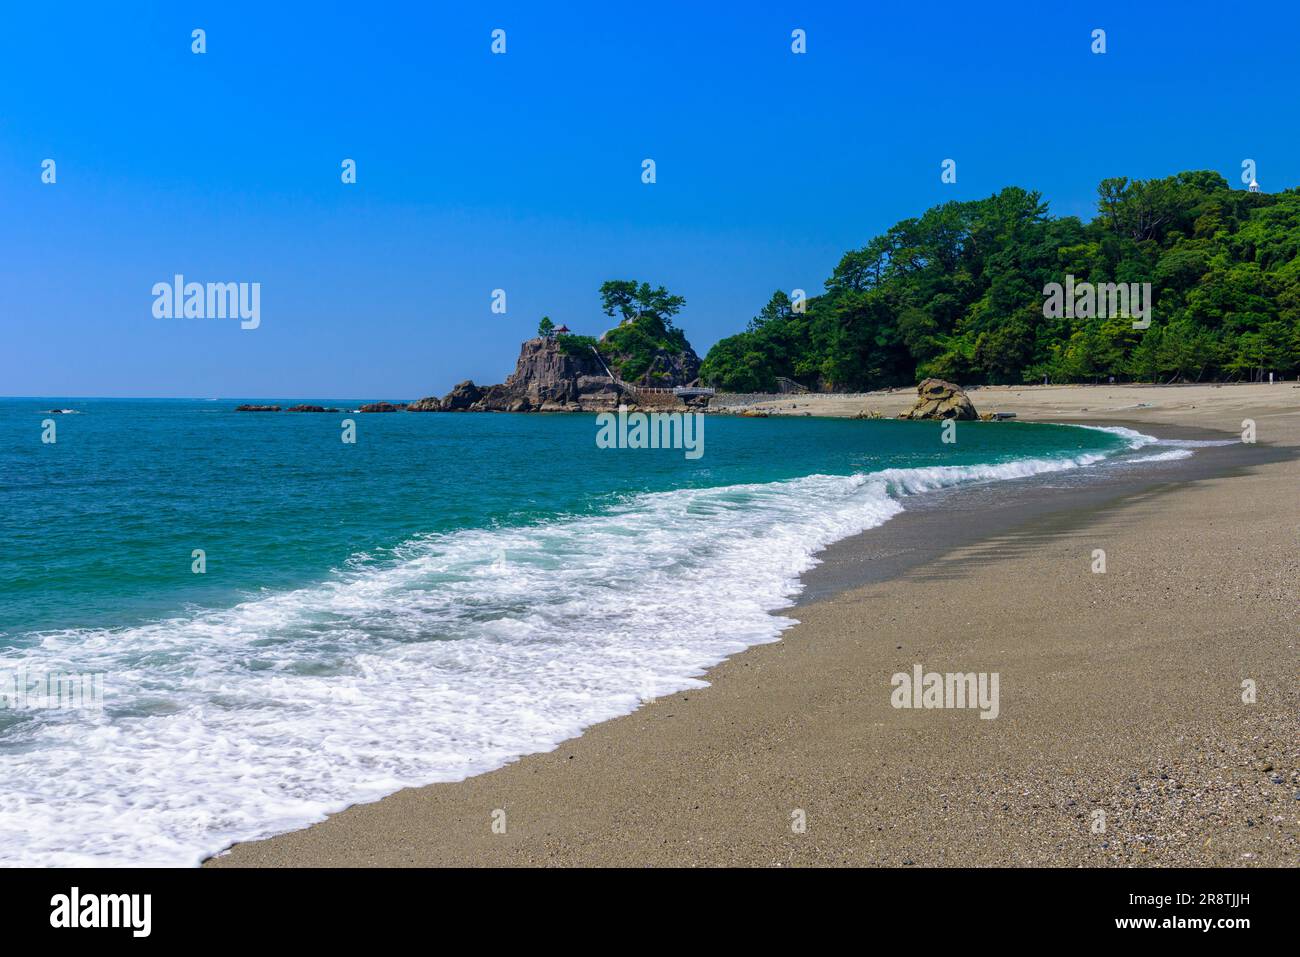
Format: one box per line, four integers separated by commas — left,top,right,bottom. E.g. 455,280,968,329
208,383,1299,867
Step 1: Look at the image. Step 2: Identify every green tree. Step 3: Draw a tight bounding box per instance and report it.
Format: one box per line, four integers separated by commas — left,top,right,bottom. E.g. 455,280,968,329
973,316,1035,383
598,280,686,328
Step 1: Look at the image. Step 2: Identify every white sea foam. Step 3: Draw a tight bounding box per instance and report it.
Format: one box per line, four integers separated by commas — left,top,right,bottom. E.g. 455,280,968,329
1068,423,1235,463
1127,449,1196,463
0,445,1154,867
1146,438,1236,448
1071,424,1160,449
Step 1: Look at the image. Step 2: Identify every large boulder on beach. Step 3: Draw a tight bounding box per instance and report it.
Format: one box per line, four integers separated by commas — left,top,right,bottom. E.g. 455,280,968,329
898,378,978,421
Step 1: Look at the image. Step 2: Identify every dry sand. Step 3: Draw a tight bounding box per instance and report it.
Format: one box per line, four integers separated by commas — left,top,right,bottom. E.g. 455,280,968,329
208,383,1299,867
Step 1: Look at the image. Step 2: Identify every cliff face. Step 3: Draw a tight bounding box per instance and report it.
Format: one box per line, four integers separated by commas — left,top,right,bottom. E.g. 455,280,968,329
414,335,700,412
502,337,610,407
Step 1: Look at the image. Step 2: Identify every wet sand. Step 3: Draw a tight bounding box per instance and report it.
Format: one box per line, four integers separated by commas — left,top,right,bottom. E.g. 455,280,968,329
208,383,1300,867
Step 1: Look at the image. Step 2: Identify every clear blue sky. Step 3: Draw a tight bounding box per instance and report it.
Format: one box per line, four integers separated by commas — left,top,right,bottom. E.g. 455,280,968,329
4,1,1297,398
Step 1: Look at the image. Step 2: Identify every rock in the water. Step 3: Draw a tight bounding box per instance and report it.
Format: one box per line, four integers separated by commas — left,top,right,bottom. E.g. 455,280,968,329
358,402,400,413
235,404,281,412
898,378,978,420
440,380,484,411
406,396,443,411
286,405,336,412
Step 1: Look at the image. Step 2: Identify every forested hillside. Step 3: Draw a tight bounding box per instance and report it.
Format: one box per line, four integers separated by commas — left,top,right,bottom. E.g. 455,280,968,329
700,172,1300,390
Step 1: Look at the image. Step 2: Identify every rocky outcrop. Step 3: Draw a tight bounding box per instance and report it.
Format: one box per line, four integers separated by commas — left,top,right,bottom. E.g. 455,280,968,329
428,337,696,413
898,379,978,420
440,380,484,411
525,338,599,385
286,405,338,412
499,338,609,409
421,332,704,413
358,402,403,413
235,404,280,412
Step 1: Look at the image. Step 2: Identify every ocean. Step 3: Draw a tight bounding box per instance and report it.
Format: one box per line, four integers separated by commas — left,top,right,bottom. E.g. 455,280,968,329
0,398,1190,865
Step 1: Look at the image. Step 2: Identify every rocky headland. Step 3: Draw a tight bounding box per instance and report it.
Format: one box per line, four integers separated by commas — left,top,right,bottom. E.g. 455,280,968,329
410,331,702,413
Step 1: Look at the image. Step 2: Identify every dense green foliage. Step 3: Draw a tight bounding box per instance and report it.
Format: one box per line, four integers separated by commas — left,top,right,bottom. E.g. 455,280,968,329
556,332,599,358
594,279,693,382
598,280,686,327
700,172,1300,391
600,316,693,382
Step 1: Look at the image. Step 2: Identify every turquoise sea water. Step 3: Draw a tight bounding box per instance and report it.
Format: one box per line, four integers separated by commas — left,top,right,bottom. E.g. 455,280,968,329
1,399,1132,636
0,398,1156,865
